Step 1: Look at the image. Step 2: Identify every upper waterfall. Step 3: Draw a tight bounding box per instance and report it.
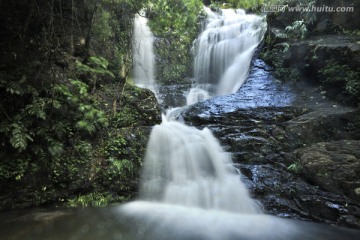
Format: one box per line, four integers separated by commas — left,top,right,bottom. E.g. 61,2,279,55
187,7,266,105
132,12,157,94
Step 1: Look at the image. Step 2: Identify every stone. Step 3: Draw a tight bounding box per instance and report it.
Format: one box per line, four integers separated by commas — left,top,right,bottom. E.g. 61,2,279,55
296,140,360,201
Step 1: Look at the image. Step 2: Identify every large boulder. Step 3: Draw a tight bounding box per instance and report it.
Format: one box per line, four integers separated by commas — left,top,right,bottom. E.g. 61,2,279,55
296,140,360,201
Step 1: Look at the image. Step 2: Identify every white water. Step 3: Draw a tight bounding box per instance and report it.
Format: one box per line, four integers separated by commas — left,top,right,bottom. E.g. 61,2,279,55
132,12,157,94
129,6,281,239
139,119,260,213
135,6,263,216
187,7,266,104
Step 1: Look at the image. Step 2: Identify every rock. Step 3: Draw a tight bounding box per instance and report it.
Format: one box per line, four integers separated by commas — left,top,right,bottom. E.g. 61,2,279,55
312,0,360,32
284,107,359,147
289,35,360,70
265,0,360,33
118,85,161,126
98,83,161,127
181,59,360,228
261,0,360,105
296,140,360,201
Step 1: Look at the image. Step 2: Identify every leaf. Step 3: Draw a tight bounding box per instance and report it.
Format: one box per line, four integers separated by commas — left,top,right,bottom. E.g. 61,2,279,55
10,123,33,152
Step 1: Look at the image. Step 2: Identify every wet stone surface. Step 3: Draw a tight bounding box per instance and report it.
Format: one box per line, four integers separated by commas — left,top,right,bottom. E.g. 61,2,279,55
181,59,360,228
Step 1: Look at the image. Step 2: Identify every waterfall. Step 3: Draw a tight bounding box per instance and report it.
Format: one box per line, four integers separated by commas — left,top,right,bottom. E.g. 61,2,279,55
120,7,280,239
132,12,157,94
139,119,260,213
132,7,264,215
187,7,266,105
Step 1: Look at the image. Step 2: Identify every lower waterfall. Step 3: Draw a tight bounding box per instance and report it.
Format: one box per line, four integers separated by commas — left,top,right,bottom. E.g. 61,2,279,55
139,119,260,213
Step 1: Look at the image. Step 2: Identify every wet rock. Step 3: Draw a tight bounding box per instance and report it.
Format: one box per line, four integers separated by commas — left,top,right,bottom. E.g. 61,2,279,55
157,83,192,109
284,107,359,148
296,140,360,201
182,59,360,228
117,84,162,127
240,164,360,227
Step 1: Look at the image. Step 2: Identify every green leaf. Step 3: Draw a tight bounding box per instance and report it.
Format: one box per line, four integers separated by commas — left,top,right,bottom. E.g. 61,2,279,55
10,123,33,152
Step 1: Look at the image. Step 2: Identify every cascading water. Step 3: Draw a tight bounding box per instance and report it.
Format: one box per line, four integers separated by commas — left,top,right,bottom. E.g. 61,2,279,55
139,119,260,213
187,7,266,105
131,6,262,216
132,12,157,94
118,6,357,240
120,7,268,239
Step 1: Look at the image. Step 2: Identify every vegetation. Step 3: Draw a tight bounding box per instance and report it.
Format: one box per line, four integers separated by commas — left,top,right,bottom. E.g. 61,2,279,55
260,0,360,105
147,0,204,84
209,0,287,11
0,0,160,209
318,60,360,103
0,0,358,210
67,192,126,207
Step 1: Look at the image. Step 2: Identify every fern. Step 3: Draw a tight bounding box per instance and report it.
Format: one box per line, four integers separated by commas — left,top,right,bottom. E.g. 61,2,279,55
6,82,22,95
10,123,33,152
25,98,47,120
75,57,115,78
285,20,308,40
111,158,136,178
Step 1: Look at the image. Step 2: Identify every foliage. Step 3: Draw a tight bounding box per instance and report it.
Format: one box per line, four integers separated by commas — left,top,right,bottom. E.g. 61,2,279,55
287,162,302,174
285,20,308,40
260,47,301,82
147,0,204,83
76,57,115,78
318,60,360,104
91,0,146,80
67,192,127,207
75,56,115,92
209,0,287,11
0,0,159,209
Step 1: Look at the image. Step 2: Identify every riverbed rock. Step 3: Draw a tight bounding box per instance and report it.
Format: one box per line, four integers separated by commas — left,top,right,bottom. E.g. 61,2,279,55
296,140,360,201
284,106,359,148
182,59,360,228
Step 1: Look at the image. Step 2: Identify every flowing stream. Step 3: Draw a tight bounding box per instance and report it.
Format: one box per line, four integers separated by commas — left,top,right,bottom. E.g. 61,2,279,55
118,10,360,239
